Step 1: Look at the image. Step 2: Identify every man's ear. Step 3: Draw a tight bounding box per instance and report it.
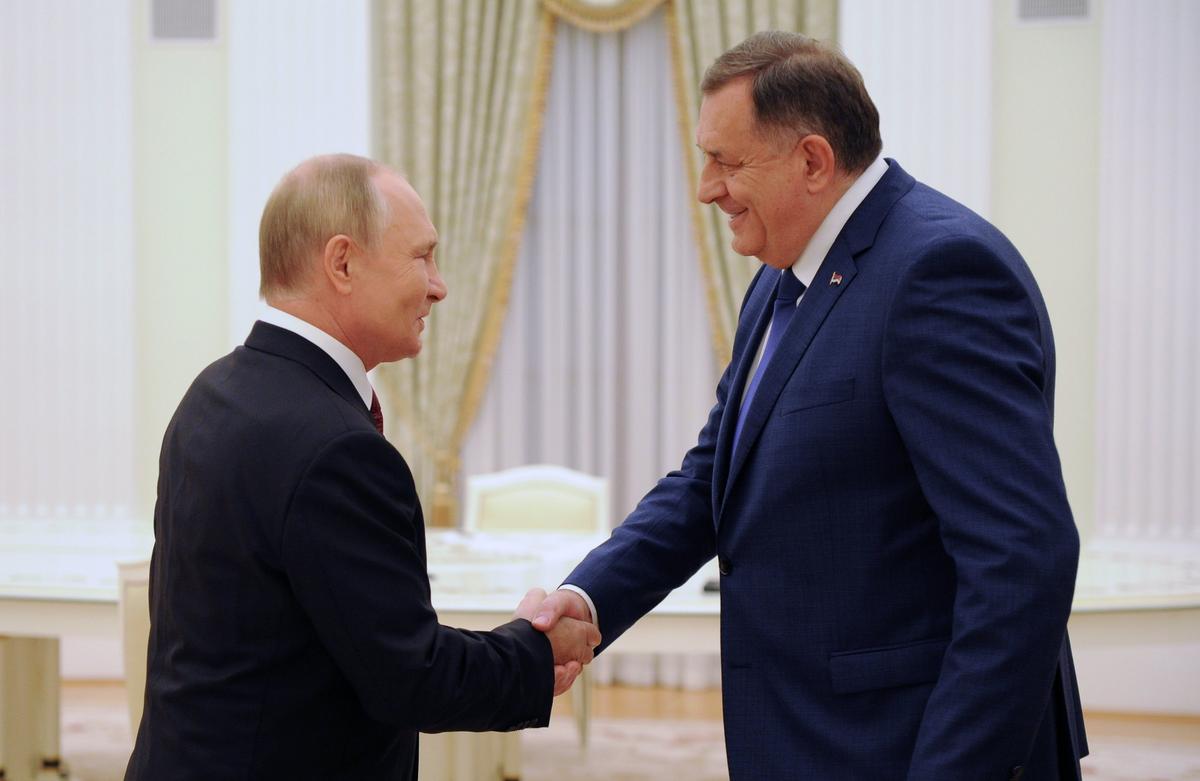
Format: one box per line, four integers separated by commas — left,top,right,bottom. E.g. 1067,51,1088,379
322,234,355,295
796,134,838,194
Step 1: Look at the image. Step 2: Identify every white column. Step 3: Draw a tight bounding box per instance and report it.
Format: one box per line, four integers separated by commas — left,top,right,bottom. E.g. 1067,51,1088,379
1094,0,1200,543
0,0,136,524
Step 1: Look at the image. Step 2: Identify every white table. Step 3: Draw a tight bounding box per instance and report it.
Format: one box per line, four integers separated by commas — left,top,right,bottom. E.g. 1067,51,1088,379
2,520,1199,780
0,518,150,781
0,524,720,781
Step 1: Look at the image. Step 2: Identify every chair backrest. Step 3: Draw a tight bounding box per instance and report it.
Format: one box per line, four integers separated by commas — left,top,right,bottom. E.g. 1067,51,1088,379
117,559,151,733
463,464,609,535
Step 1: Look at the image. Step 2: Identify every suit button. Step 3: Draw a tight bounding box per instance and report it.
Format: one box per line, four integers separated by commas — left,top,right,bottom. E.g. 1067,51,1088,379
1009,766,1024,780
718,557,731,575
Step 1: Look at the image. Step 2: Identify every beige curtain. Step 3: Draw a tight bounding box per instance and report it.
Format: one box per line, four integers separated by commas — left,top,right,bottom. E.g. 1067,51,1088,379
666,0,837,364
542,0,665,32
373,0,835,525
374,1,555,525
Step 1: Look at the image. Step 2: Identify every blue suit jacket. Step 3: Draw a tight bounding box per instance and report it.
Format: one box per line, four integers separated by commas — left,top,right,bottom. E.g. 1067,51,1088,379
126,323,552,780
565,161,1087,780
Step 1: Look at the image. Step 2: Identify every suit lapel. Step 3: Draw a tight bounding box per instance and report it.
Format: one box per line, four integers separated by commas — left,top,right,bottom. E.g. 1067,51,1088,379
712,271,776,516
721,245,859,510
716,159,916,520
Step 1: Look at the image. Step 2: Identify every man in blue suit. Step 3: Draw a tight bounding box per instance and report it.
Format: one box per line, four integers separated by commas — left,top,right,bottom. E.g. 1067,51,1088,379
534,32,1087,779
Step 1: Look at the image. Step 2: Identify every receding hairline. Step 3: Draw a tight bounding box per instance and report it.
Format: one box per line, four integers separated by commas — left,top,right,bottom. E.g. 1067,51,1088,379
368,167,440,255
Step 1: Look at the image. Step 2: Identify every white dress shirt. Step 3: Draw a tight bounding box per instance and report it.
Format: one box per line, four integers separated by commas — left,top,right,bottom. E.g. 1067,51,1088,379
563,155,890,628
259,306,374,409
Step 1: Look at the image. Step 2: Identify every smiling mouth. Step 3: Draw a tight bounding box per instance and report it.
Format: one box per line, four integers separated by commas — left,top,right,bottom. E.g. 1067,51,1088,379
728,209,747,227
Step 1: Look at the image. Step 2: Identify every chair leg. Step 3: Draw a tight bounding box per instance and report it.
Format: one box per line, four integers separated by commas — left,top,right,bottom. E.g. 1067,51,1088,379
0,637,7,781
570,667,592,750
501,730,521,780
0,638,67,781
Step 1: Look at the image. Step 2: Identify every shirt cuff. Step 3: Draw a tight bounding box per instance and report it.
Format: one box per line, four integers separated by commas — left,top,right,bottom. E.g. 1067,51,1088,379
558,584,598,627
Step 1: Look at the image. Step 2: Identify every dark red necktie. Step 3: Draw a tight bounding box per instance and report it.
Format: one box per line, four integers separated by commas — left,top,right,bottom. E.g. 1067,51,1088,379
369,391,384,436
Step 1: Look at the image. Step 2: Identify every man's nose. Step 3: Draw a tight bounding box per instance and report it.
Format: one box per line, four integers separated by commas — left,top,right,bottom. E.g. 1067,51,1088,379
429,264,448,301
697,164,723,204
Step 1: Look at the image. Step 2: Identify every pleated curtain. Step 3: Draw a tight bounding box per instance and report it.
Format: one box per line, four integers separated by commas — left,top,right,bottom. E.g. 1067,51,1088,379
668,0,837,361
375,1,555,524
373,0,836,524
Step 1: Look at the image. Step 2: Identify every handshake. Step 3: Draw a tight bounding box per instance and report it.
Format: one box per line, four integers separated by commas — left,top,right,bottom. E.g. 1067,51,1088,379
513,587,600,695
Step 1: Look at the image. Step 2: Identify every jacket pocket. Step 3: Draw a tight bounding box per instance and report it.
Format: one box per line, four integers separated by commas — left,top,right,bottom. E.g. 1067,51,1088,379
829,637,948,694
778,378,855,415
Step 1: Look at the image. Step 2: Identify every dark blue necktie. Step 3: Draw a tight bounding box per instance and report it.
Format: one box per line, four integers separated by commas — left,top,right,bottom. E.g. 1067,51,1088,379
733,268,806,451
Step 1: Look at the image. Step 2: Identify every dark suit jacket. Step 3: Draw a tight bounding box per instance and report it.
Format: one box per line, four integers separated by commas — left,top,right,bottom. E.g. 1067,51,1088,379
126,322,552,780
566,161,1087,780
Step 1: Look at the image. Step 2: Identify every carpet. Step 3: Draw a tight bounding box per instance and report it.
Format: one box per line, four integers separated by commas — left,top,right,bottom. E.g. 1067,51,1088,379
58,689,1200,780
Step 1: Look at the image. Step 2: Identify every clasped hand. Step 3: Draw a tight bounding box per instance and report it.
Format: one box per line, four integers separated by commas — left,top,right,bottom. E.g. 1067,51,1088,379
514,587,600,695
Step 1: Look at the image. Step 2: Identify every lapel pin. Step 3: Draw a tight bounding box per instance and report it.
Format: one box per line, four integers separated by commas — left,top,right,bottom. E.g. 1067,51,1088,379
829,272,843,286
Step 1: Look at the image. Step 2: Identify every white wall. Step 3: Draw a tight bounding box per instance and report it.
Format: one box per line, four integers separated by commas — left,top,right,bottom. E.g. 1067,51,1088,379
226,0,372,345
990,0,1101,542
1082,0,1200,713
839,0,992,216
1,0,137,680
1069,608,1200,715
1094,0,1200,543
132,0,231,525
0,1,136,524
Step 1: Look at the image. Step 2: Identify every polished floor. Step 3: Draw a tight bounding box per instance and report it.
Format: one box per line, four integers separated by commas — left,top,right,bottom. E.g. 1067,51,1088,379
60,682,1200,780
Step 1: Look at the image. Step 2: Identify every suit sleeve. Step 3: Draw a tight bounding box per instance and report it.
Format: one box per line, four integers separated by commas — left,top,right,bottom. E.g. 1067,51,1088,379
563,375,723,650
881,237,1079,778
563,268,769,650
280,430,553,733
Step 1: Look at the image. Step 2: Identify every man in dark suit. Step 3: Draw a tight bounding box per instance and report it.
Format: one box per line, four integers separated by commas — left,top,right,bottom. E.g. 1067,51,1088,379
126,154,599,780
533,32,1087,779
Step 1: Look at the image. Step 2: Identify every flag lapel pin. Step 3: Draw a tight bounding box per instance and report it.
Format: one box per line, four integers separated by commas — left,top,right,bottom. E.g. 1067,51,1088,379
829,272,843,286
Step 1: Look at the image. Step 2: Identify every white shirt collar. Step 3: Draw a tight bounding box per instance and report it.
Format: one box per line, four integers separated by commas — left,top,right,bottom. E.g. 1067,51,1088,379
258,306,374,409
789,155,889,292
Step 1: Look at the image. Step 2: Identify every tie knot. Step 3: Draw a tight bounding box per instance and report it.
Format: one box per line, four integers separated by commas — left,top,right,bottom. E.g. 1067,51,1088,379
775,268,806,303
